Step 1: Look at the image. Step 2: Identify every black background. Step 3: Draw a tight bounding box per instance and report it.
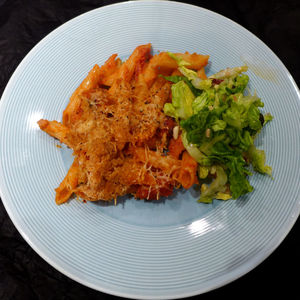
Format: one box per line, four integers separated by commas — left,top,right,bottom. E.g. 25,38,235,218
0,0,299,299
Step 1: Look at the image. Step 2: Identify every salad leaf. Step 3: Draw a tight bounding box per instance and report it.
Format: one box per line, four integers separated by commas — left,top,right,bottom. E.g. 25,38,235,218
209,142,254,199
163,57,272,203
199,133,226,156
162,75,200,96
211,120,227,132
237,92,264,108
248,104,262,131
247,145,272,176
198,166,228,203
225,128,253,151
209,65,248,79
181,132,211,166
178,65,212,90
225,74,249,94
163,81,195,120
180,108,210,144
263,112,273,125
198,165,209,179
226,156,254,198
222,92,265,133
192,89,215,114
215,192,232,200
222,101,248,130
163,103,177,119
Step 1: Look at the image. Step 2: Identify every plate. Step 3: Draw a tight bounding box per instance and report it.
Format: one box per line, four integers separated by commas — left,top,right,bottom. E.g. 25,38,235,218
0,1,299,299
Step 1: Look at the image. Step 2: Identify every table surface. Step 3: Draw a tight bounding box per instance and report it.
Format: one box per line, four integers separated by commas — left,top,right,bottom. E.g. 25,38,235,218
0,0,299,299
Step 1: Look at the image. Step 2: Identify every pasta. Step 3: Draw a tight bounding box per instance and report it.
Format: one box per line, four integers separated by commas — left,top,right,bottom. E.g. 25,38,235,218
38,44,209,204
168,136,185,159
178,151,199,189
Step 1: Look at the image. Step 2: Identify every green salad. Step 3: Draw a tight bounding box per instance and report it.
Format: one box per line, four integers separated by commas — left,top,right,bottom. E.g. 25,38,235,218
163,53,273,203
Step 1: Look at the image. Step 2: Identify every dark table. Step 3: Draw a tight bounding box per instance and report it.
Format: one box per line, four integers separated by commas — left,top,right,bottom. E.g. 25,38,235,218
0,1,299,299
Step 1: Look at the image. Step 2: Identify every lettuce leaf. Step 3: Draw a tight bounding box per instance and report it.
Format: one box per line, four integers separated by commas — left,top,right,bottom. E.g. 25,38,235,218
222,93,264,133
178,66,212,90
180,108,210,144
226,159,254,198
192,89,215,114
168,52,212,90
198,165,228,203
209,141,253,198
163,80,194,120
247,145,272,176
263,112,273,125
162,75,200,96
181,131,211,166
209,65,248,79
224,74,249,94
212,120,227,132
162,56,273,203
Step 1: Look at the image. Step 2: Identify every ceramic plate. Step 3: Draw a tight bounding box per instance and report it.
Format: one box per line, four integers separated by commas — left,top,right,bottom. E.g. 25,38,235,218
0,1,299,299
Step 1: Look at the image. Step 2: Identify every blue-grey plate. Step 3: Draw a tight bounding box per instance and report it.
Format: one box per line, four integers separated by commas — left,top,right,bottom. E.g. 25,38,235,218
0,1,299,299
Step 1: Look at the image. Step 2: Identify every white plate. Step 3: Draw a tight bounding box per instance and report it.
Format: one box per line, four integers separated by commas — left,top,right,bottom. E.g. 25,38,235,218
0,1,299,299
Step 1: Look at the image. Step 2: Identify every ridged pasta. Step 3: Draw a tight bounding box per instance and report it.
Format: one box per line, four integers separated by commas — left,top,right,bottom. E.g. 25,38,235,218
38,44,207,204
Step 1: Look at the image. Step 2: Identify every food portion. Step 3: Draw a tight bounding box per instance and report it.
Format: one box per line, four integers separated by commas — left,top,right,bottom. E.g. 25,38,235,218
38,44,272,205
163,53,273,203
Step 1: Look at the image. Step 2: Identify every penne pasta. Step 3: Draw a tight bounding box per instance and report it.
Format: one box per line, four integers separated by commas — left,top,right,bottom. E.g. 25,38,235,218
38,44,211,204
168,135,185,159
178,151,198,189
55,158,79,204
197,67,207,79
63,64,101,125
37,119,73,148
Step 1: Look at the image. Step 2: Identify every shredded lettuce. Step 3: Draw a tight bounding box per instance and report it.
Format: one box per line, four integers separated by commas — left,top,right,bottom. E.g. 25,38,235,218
165,53,273,203
179,66,212,90
198,166,228,203
247,145,272,177
206,140,254,199
212,120,227,132
164,81,194,120
263,112,273,125
198,165,209,179
181,132,211,166
192,90,215,114
209,65,248,79
162,75,200,96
